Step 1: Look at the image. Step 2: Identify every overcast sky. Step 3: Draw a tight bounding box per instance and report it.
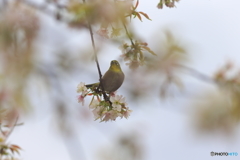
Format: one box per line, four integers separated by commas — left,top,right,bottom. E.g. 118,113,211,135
9,0,240,160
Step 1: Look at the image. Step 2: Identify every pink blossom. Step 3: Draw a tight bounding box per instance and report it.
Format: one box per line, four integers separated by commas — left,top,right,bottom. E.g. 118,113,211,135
97,28,109,39
77,95,85,106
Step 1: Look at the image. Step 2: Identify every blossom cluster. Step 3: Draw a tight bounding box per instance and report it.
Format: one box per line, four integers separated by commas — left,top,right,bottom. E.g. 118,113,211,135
157,0,180,9
76,82,132,122
120,42,156,69
76,82,88,105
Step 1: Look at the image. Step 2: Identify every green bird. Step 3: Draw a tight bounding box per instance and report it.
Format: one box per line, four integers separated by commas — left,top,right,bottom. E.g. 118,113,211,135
86,60,125,93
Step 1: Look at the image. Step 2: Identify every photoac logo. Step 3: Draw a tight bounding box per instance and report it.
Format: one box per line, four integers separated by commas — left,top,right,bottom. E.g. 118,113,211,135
211,151,238,156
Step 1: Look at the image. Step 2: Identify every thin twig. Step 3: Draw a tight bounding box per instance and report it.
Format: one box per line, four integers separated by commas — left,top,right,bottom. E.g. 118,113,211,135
82,0,108,101
122,22,135,46
1,123,23,128
4,116,19,141
112,0,135,46
178,64,217,84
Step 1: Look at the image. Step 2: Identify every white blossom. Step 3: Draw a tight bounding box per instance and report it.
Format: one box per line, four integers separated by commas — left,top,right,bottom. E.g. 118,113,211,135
110,95,126,112
77,82,87,93
89,99,100,109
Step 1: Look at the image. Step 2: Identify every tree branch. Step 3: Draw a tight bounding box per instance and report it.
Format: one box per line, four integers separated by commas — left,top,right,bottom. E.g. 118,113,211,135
82,0,108,101
122,22,135,46
178,64,216,84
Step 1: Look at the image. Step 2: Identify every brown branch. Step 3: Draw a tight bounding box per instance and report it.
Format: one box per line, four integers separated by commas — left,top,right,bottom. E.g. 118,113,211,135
23,0,109,100
82,0,108,101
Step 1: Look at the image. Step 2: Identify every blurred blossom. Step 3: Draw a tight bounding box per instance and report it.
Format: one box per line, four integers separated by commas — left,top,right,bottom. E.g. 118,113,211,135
157,2,163,9
98,132,144,160
190,63,240,135
147,31,187,98
191,88,238,135
120,42,155,69
157,0,180,9
148,31,187,72
213,62,240,121
165,1,175,8
97,27,109,38
0,1,40,112
124,31,188,100
126,60,143,69
110,27,122,38
68,0,132,27
0,2,39,50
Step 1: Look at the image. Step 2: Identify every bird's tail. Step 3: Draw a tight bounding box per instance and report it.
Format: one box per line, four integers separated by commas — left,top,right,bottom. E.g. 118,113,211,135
85,82,99,88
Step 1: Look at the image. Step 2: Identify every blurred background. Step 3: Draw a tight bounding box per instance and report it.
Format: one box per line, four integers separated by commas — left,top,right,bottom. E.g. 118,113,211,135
1,0,240,160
